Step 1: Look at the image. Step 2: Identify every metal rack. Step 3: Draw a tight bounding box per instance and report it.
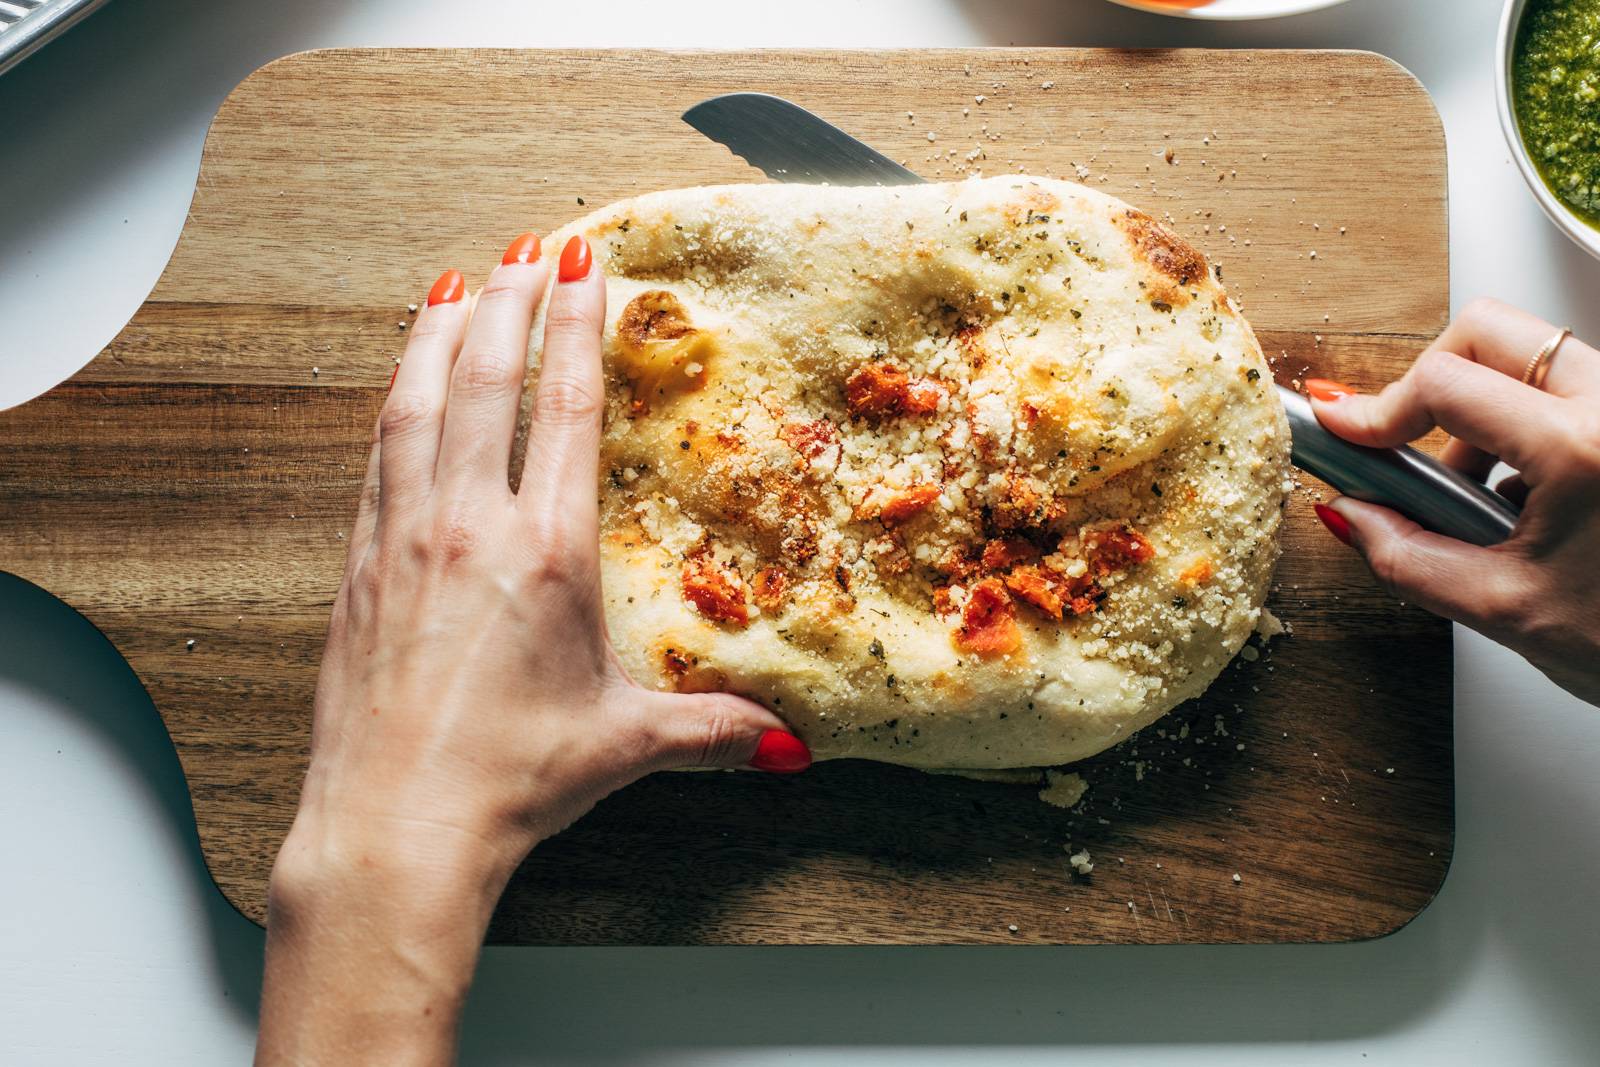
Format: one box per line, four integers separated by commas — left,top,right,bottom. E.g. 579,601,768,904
0,0,110,77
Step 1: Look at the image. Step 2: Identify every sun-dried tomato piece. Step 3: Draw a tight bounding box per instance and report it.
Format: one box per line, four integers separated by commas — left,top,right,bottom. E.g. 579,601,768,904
1004,566,1066,621
953,577,1021,657
1008,564,1104,619
877,483,941,526
1083,525,1155,575
981,537,1040,572
681,552,750,626
751,566,789,611
844,362,947,419
1064,581,1104,617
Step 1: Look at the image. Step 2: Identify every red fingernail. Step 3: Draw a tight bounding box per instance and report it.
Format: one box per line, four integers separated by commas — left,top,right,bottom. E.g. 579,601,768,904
1305,378,1357,403
427,269,465,306
557,235,592,282
749,730,811,774
388,363,399,392
502,232,541,266
1314,503,1353,546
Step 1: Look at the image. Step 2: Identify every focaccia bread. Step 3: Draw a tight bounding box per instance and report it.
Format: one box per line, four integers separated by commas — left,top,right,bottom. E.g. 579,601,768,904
522,177,1289,770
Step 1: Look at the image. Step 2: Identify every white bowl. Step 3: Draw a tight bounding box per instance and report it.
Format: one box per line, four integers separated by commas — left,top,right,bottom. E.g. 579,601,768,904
1497,0,1600,259
1104,0,1352,18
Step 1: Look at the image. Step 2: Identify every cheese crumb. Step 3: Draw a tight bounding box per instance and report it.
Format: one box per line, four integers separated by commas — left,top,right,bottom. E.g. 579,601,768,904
1038,770,1088,809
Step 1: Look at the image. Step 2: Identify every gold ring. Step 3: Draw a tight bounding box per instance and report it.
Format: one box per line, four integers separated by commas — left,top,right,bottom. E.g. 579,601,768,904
1522,327,1570,390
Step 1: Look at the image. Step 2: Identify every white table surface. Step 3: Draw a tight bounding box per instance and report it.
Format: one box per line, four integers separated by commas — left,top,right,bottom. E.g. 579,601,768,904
4,0,1598,1062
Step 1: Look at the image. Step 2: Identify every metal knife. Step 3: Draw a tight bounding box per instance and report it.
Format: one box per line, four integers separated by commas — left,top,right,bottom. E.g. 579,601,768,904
683,92,1521,547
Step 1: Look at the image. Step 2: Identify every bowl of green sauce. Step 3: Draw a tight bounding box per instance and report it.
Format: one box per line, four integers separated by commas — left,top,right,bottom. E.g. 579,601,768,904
1500,0,1600,257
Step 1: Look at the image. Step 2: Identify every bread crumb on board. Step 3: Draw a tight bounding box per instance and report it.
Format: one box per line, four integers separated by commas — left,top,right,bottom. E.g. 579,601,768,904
1037,769,1089,809
1255,606,1288,641
1067,848,1094,875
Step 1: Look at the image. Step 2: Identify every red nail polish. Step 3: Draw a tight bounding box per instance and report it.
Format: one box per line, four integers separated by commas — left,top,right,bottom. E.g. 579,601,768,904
388,363,400,392
749,730,811,774
557,235,592,282
1314,503,1353,546
1305,378,1357,403
502,232,541,266
427,269,465,307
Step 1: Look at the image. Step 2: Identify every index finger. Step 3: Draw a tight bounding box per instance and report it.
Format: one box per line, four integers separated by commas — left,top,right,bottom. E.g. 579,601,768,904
1309,348,1560,482
1428,297,1600,397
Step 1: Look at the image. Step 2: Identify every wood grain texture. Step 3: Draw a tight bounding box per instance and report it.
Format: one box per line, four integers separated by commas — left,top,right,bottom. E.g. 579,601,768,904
0,48,1452,944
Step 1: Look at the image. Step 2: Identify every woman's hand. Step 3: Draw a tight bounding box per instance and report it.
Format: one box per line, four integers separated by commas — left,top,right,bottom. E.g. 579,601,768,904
256,233,808,1067
1307,297,1600,706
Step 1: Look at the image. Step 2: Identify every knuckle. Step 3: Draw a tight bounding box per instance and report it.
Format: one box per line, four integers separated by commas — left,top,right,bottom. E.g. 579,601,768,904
408,307,460,341
1412,346,1464,389
543,301,601,338
455,348,522,393
476,277,531,306
1361,535,1406,592
621,696,743,769
523,540,594,593
1359,527,1425,598
429,506,480,564
692,695,743,767
379,391,436,438
1458,295,1505,330
532,374,602,425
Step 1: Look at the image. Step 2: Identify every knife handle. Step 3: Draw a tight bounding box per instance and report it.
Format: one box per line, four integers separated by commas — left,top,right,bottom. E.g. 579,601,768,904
1276,385,1520,547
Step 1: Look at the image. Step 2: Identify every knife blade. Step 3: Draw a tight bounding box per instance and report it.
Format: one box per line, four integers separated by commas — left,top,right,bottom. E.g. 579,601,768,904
681,92,1520,546
683,93,924,186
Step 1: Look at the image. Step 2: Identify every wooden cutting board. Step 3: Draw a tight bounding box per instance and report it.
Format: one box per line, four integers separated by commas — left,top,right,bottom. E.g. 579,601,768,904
0,48,1452,945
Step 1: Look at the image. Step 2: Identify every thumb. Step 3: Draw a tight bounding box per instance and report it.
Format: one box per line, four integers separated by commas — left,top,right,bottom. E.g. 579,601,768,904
1318,496,1527,640
637,689,812,774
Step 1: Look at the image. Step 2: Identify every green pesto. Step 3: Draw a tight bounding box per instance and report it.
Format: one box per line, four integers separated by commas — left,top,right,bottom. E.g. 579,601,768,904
1515,0,1600,226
